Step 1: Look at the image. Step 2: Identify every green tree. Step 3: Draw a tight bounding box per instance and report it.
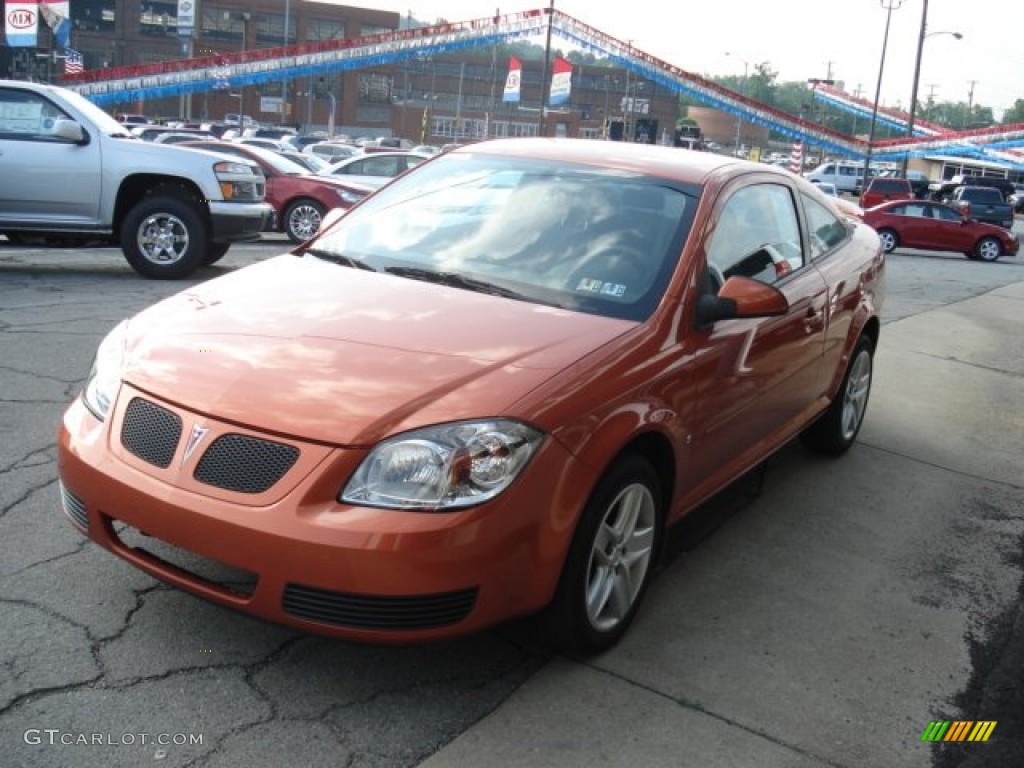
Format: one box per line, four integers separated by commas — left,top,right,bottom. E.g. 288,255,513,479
1002,99,1024,124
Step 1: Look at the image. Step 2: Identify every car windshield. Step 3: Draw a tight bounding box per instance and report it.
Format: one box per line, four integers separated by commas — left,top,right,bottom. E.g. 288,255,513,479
306,153,696,321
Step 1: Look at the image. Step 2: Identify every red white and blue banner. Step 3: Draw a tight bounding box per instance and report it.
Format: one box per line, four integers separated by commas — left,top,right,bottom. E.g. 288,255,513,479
57,7,1023,168
5,1,38,47
549,56,572,106
39,1,71,48
502,56,522,103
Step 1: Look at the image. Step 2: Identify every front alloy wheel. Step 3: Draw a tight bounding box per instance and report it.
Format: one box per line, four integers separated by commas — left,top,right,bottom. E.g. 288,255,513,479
544,454,663,654
974,236,1002,262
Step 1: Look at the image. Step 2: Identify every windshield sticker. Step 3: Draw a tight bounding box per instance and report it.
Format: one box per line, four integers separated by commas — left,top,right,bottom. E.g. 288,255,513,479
575,278,627,298
576,277,603,293
600,282,626,297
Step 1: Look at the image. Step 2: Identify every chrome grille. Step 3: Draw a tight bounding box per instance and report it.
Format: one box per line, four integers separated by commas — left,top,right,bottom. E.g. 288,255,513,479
121,397,182,469
193,434,299,494
59,482,88,529
282,584,478,630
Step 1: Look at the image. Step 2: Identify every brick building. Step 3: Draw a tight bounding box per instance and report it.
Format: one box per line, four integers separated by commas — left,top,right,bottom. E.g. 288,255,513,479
1,1,680,143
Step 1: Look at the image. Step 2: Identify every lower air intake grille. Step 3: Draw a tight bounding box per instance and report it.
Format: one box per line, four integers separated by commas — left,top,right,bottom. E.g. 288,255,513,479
59,482,88,529
121,397,182,469
194,434,299,494
282,584,478,630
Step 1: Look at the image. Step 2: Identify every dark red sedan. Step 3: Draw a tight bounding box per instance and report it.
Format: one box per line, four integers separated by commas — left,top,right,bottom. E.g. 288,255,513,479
863,199,1019,261
181,141,373,243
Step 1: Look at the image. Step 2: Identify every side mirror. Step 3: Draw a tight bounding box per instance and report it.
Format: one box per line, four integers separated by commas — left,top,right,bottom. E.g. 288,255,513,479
51,118,86,143
696,276,789,327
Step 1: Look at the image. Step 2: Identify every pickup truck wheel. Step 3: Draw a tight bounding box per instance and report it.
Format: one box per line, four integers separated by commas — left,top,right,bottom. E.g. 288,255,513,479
876,228,898,254
284,199,325,243
800,334,874,455
203,243,231,265
121,195,207,279
974,236,1002,262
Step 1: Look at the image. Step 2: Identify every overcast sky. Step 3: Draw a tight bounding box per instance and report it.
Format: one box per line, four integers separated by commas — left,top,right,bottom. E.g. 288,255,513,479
332,0,1022,119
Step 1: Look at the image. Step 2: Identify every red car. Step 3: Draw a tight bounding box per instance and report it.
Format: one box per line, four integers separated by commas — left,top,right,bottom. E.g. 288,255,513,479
182,141,372,243
59,140,885,653
859,176,913,208
863,199,1019,261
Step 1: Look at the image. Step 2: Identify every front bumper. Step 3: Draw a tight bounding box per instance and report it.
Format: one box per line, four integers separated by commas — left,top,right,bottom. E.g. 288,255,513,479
208,201,274,243
57,388,593,643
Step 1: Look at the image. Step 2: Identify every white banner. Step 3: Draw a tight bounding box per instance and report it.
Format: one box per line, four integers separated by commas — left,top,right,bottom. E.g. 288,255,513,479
5,1,38,47
177,0,195,37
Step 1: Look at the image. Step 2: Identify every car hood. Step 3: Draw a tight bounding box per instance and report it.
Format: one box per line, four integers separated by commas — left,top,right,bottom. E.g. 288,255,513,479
121,255,632,445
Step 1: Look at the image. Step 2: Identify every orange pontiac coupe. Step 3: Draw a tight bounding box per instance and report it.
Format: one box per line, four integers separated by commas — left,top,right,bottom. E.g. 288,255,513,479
58,139,885,653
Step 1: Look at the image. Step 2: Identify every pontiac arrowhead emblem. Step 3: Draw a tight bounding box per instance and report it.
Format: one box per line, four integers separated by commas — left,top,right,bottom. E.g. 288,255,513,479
182,425,209,466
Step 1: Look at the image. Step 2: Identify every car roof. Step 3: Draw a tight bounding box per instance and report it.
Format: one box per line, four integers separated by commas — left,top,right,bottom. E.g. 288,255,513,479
457,138,753,186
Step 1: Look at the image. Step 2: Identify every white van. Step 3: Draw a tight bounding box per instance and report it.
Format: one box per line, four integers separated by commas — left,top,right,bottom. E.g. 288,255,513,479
804,161,868,194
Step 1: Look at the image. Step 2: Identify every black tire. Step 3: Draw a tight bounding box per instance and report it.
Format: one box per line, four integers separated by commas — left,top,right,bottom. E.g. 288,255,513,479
283,199,326,243
876,228,898,254
203,242,231,265
120,192,208,279
974,236,1002,262
801,334,874,455
544,453,663,655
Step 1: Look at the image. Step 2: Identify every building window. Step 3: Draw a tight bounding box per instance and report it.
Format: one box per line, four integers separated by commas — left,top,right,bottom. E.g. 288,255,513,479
253,12,296,47
139,2,177,38
359,73,392,104
307,18,346,41
202,7,243,43
75,0,115,33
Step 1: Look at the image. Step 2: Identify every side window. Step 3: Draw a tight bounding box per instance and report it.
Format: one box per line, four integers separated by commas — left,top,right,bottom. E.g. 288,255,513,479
0,88,69,140
931,205,961,222
801,194,849,261
707,184,804,287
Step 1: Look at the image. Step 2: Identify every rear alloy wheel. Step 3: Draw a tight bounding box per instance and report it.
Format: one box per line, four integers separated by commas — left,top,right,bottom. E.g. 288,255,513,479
545,454,663,654
801,334,874,455
974,236,1003,262
876,228,898,253
284,199,325,243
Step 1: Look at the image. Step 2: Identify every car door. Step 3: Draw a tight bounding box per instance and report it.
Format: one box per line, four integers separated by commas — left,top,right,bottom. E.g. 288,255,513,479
687,180,829,484
887,202,932,249
928,203,972,249
0,86,102,225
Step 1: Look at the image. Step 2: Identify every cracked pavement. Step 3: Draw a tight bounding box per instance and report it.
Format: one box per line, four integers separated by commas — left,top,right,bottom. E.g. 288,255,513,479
0,241,550,768
2,237,1023,767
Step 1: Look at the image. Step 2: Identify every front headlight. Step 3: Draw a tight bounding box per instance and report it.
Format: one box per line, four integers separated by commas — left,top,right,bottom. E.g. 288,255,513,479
335,188,366,206
341,419,544,510
82,320,128,420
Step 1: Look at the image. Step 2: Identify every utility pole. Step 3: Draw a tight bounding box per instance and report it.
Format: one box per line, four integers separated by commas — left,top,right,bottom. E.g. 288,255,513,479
965,79,977,128
537,0,555,137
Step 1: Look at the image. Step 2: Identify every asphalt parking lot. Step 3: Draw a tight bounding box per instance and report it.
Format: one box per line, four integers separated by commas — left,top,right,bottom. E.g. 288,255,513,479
1,232,1022,767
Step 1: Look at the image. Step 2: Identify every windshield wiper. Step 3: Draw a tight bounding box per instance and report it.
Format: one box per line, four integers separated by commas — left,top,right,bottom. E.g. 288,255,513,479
385,266,528,300
303,248,378,271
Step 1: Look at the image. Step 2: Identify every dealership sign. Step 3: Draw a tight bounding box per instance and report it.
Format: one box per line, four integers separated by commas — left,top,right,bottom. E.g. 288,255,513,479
5,1,38,47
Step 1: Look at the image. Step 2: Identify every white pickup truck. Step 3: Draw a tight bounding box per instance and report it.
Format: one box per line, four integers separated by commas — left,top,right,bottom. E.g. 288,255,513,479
0,79,273,279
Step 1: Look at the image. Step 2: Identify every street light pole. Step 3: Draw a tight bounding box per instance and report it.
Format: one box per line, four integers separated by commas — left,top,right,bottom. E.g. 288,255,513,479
862,0,902,198
725,52,749,156
281,0,291,125
901,0,962,174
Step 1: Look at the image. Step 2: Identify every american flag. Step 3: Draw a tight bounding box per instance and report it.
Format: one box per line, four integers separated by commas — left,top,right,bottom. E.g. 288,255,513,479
64,49,84,75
